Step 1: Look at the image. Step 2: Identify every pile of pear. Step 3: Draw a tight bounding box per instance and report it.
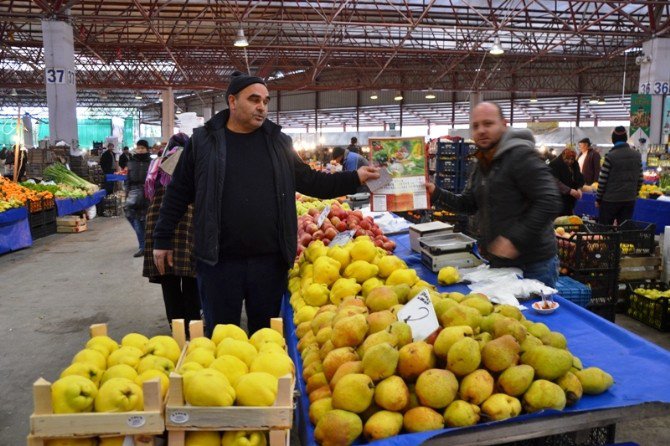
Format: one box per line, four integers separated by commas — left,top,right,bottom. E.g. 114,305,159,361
42,430,268,446
289,236,614,445
52,332,182,415
174,324,294,408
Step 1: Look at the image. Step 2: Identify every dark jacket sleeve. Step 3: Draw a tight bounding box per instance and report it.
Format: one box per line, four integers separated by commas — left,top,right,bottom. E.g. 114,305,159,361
503,150,562,251
153,138,196,250
293,148,361,198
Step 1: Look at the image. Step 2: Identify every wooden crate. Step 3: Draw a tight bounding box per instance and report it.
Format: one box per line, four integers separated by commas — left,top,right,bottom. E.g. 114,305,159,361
165,318,293,446
28,320,191,441
28,434,161,446
619,256,662,281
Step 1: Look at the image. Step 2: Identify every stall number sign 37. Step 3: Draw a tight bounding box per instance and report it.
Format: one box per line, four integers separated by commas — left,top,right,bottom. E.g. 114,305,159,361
397,289,439,342
45,68,76,85
639,81,670,95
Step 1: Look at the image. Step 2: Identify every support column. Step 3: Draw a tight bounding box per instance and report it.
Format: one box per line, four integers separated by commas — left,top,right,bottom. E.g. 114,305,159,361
469,92,482,121
576,95,582,128
451,92,456,129
509,93,515,125
314,92,319,134
41,19,78,152
639,38,670,144
161,88,175,142
356,91,360,132
276,91,281,125
202,99,212,121
399,93,404,136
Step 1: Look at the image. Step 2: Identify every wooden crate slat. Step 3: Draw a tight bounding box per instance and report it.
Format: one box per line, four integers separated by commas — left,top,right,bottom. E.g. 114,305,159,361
620,256,662,267
30,411,164,437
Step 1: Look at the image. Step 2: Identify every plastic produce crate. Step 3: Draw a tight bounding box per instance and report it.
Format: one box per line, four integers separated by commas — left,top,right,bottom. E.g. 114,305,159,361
556,224,620,271
590,220,656,257
555,276,592,307
626,281,670,331
571,270,618,300
437,141,458,155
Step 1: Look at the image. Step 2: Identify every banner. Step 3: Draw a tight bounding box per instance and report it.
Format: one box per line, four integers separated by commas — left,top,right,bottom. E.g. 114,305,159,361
630,94,651,139
663,96,670,144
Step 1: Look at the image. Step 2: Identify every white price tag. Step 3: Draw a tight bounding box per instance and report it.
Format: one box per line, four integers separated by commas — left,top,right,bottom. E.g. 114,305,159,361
126,415,146,428
397,289,439,341
317,205,331,228
330,230,355,247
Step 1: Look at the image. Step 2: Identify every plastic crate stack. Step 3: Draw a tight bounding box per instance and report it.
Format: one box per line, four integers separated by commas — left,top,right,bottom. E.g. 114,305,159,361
555,275,591,308
28,206,57,239
555,222,621,322
626,281,670,331
433,140,476,194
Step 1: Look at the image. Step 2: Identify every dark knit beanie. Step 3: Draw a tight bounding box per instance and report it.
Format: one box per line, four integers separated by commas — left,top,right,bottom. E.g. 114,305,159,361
136,139,149,149
225,71,266,105
578,138,591,146
612,126,627,144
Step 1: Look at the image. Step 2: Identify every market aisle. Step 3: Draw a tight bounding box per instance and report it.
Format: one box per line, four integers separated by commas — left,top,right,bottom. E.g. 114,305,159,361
0,216,167,445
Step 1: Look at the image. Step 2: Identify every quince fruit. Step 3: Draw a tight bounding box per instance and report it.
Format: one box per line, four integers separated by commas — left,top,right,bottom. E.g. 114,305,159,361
60,362,103,386
184,369,235,406
211,324,249,345
438,266,460,285
121,333,149,351
100,364,138,385
235,372,279,406
313,256,341,286
221,431,267,446
72,348,107,371
51,375,97,414
143,335,181,364
94,377,143,412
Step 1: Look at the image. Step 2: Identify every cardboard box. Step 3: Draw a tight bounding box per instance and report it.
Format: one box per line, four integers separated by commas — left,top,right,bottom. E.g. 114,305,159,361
56,215,86,227
57,223,87,233
409,221,453,252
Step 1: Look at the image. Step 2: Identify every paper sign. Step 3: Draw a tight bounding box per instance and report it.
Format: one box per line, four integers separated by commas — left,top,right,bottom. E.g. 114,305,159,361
397,289,439,341
317,205,331,228
365,167,392,193
330,230,355,247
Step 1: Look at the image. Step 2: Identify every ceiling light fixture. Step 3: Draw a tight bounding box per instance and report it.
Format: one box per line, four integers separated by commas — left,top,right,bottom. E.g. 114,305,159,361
234,28,249,47
425,90,436,100
597,96,606,105
588,95,599,104
394,91,403,101
529,92,537,103
10,88,18,97
490,36,504,55
370,93,378,100
135,94,142,100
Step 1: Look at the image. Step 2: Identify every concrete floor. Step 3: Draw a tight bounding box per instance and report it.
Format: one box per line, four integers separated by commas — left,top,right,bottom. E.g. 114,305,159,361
1,216,669,445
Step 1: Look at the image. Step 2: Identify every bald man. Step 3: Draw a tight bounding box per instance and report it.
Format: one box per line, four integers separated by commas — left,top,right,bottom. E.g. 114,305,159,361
427,102,561,286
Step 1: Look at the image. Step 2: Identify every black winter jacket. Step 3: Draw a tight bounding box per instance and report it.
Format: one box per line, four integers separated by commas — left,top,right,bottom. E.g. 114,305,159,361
549,156,585,216
596,142,643,203
153,110,361,266
431,129,562,267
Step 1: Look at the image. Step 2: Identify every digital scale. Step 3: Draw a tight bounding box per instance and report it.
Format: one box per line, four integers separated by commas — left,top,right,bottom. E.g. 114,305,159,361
419,232,483,272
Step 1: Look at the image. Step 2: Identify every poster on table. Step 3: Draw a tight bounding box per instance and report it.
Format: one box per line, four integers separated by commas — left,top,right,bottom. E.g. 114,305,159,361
368,136,430,212
630,93,652,141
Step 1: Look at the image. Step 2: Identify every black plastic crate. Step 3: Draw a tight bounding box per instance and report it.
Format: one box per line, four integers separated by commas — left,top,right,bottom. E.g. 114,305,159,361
42,207,56,225
587,298,617,322
436,141,457,155
571,270,618,300
626,281,670,331
436,158,458,172
436,172,458,191
501,425,615,446
31,221,57,240
556,224,620,271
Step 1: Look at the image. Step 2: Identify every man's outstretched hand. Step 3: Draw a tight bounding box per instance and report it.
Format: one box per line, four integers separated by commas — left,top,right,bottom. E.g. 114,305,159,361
357,166,381,184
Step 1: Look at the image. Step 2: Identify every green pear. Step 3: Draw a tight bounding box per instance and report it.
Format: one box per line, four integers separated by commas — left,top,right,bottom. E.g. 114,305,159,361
331,373,375,413
357,330,397,358
570,355,584,373
329,360,363,390
461,296,494,316
459,369,494,405
481,393,522,420
314,409,362,446
493,304,524,321
309,397,333,426
364,410,404,441
387,321,413,348
493,317,527,343
366,286,400,312
443,400,481,427
392,284,412,304
557,371,584,405
474,332,492,351
528,322,551,339
433,325,474,359
447,337,481,377
541,331,568,349
374,375,409,411
481,334,520,372
310,311,336,335
367,310,396,334
523,379,566,412
496,364,535,396
330,314,368,348
520,335,544,353
574,367,614,395
479,313,505,334
415,368,459,409
440,305,482,330
403,406,444,432
397,341,436,382
362,343,399,382
521,345,573,380
315,326,333,346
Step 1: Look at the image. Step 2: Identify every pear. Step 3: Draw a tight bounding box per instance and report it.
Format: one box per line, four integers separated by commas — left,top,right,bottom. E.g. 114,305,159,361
322,347,359,381
315,326,333,346
344,260,379,284
493,317,527,343
447,291,466,302
481,393,522,421
481,334,520,372
443,400,481,427
319,340,335,361
574,367,614,395
433,298,459,319
330,314,368,348
461,296,494,316
306,372,329,394
361,277,385,298
527,322,551,339
474,332,492,351
329,277,362,305
332,373,375,413
330,361,363,390
314,409,362,446
392,283,412,304
365,286,400,312
521,345,573,380
332,306,367,326
302,361,323,382
523,379,566,412
493,304,524,321
447,337,481,377
309,397,333,426
571,355,584,373
520,335,544,353
541,331,568,349
367,310,397,334
374,375,409,411
364,410,404,441
497,364,535,396
439,305,482,330
385,268,419,287
387,321,413,348
403,407,444,432
397,341,436,382
459,369,494,405
295,321,313,339
480,313,505,334
362,343,399,382
376,255,407,278
309,386,332,404
415,369,459,409
433,325,473,359
357,330,398,358
557,371,584,405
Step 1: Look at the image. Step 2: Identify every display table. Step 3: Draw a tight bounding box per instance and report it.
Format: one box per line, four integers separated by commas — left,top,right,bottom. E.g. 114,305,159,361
574,192,670,234
283,233,670,446
0,207,32,254
55,190,106,217
105,173,127,182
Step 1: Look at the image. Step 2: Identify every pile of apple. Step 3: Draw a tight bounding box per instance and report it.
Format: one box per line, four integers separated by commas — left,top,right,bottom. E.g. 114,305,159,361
296,194,349,216
297,203,396,258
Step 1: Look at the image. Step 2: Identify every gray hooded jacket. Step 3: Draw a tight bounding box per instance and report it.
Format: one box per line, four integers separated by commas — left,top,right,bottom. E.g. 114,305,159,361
432,129,561,267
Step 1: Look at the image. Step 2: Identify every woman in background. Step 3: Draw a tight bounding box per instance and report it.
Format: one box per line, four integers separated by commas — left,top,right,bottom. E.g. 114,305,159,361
549,148,585,216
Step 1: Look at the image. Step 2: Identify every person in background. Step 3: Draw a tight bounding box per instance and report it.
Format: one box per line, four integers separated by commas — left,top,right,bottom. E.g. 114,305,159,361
331,146,370,193
347,136,361,154
153,71,379,336
125,140,152,257
143,133,200,335
596,127,643,225
549,148,585,216
426,102,561,287
119,146,131,170
99,143,116,195
576,138,601,185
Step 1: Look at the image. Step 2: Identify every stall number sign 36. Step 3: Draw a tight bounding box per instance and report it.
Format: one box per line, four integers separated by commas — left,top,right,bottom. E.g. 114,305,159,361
397,289,439,342
639,81,670,95
45,68,76,85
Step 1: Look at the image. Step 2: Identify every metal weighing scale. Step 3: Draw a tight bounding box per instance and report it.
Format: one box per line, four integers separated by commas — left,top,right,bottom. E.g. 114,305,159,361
419,232,483,271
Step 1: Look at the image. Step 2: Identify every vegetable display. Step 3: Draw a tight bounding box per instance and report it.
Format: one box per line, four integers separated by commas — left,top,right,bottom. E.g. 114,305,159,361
43,164,99,195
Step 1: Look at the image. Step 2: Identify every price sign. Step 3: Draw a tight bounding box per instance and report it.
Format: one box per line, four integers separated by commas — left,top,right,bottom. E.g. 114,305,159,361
317,204,330,228
397,289,439,341
45,67,75,85
330,230,355,247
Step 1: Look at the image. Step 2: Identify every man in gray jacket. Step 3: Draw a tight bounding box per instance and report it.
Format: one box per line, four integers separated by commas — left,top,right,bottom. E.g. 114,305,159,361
427,102,562,286
596,127,643,225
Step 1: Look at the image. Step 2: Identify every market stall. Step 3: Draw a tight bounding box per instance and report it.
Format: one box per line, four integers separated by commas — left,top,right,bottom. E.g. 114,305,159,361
574,192,670,234
0,206,32,254
284,232,670,446
55,189,106,217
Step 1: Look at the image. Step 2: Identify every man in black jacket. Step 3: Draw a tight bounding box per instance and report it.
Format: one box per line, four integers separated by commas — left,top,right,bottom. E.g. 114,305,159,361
596,127,643,225
153,72,379,335
99,143,116,195
427,102,561,286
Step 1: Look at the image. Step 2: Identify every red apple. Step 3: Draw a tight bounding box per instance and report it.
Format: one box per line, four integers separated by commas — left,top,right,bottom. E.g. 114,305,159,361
330,216,341,227
383,241,396,251
308,208,320,217
324,227,338,240
360,220,371,230
373,239,384,248
355,228,367,237
312,230,324,240
322,238,330,246
305,223,318,235
352,210,364,219
425,327,443,345
299,233,312,246
336,221,347,232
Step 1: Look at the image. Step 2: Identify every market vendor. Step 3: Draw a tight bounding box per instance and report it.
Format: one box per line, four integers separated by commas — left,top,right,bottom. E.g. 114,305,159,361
153,71,380,336
426,102,562,287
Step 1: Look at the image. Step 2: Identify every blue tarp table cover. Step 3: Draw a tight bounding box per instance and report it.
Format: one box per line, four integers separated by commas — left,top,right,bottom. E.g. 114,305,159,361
55,190,107,216
573,192,670,235
105,174,127,182
283,232,670,446
0,207,32,254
